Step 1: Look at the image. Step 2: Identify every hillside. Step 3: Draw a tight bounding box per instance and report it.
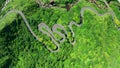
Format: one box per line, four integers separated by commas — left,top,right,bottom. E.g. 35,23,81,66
0,0,120,68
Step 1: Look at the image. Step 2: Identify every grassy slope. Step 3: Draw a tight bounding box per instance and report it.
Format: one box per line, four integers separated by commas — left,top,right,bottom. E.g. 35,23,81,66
0,0,120,68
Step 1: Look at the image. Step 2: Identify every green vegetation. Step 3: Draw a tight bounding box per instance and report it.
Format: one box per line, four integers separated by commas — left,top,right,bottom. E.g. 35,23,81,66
0,0,5,11
0,0,120,68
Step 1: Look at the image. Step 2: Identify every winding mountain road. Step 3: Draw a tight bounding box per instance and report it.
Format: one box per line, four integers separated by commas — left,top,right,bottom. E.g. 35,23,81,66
0,0,119,52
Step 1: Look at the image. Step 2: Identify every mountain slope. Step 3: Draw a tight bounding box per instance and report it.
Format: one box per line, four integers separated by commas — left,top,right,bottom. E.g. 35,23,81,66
0,0,120,68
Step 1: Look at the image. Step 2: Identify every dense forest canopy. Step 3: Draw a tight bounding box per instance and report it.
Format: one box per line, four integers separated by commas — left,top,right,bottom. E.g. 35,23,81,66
0,0,120,68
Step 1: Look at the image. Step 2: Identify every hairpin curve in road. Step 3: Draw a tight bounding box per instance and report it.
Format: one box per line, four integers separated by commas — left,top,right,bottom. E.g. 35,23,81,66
1,10,61,53
0,0,120,53
68,0,120,44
